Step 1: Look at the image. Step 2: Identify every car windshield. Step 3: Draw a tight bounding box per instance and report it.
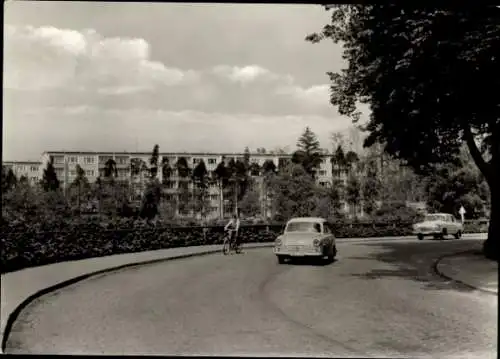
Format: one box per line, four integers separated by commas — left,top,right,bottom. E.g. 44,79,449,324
424,214,446,222
286,222,321,233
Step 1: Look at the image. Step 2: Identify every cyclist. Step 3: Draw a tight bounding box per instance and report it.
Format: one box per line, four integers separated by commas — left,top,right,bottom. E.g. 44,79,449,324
224,212,241,247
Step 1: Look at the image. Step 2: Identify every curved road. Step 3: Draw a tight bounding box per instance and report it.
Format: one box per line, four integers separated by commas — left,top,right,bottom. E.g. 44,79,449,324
6,238,497,358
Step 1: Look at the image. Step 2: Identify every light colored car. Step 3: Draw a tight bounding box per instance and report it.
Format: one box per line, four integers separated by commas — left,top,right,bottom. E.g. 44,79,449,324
413,213,463,240
273,217,337,264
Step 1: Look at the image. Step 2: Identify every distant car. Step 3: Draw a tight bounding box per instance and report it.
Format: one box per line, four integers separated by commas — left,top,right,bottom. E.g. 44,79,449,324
273,217,337,264
413,213,463,240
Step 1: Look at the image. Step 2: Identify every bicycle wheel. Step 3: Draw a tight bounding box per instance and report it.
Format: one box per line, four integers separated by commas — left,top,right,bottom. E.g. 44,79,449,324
222,237,230,255
235,242,243,254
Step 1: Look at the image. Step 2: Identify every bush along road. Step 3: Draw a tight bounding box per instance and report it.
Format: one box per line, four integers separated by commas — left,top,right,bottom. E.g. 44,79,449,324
1,218,488,274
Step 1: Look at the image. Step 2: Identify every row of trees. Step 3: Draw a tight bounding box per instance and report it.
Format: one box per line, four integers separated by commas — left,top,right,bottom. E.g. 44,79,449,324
2,127,490,224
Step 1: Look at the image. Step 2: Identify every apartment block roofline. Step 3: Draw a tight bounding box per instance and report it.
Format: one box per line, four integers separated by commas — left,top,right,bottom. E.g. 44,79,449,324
41,150,300,157
2,160,42,165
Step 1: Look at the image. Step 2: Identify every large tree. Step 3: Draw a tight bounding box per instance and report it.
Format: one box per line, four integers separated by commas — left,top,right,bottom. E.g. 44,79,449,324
149,144,160,178
192,159,211,221
214,158,231,218
2,166,18,194
175,157,191,216
293,127,323,177
41,157,60,192
69,164,91,212
308,5,500,259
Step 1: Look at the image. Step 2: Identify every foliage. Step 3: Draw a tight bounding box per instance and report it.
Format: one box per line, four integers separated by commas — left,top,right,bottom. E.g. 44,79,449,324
374,201,421,223
293,127,323,177
68,164,91,210
308,5,500,259
268,163,320,220
2,166,18,194
361,158,381,216
149,144,160,178
104,159,118,178
41,157,60,191
345,172,361,218
426,155,490,219
161,156,173,185
176,157,191,215
140,178,162,219
239,182,261,218
192,160,211,220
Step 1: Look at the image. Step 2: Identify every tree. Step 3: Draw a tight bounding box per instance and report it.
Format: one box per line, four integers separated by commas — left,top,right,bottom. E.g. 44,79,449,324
239,182,261,218
2,166,18,194
214,158,230,218
345,172,361,219
426,161,490,219
362,158,381,216
261,159,277,218
41,157,60,192
268,163,319,221
293,127,323,177
175,157,191,216
308,5,500,259
140,178,162,220
68,164,90,212
149,144,160,178
192,159,211,221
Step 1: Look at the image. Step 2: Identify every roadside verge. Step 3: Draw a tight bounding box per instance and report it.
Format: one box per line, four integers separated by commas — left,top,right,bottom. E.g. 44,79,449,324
434,250,498,295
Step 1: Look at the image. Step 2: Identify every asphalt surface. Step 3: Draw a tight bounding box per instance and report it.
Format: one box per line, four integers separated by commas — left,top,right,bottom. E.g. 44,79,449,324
5,238,497,358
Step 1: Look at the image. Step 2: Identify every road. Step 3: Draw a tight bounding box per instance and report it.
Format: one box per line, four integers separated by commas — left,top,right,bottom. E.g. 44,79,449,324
5,238,497,358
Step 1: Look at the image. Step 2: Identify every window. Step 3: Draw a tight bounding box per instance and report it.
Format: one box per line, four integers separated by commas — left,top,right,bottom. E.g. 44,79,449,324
55,168,64,177
86,170,95,177
193,158,200,164
320,181,328,187
31,176,38,182
53,156,64,164
68,156,78,163
70,170,77,176
116,157,128,165
319,170,327,176
210,194,218,201
208,158,217,164
99,156,112,164
286,222,321,233
84,156,95,164
30,166,38,172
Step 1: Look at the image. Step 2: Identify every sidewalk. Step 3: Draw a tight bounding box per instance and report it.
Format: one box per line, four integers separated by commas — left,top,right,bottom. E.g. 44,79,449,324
436,251,498,294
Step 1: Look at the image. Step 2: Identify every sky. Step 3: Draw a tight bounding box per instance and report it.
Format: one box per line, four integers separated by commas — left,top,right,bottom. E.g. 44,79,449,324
3,1,369,161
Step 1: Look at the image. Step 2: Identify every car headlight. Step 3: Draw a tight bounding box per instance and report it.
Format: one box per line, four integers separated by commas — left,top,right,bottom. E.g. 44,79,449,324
313,239,320,247
275,238,282,246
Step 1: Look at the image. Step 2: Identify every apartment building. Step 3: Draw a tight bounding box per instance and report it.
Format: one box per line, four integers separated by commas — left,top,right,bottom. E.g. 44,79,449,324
36,150,341,218
2,161,42,185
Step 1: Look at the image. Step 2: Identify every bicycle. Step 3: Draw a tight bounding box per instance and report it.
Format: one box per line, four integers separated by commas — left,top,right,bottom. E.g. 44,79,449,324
222,229,242,255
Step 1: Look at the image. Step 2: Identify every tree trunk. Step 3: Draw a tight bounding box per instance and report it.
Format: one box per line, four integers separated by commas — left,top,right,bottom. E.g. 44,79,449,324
483,184,499,261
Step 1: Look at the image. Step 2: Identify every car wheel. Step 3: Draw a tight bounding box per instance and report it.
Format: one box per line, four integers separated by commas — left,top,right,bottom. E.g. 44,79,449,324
454,230,462,239
417,234,424,241
442,228,448,239
332,245,337,258
277,255,286,264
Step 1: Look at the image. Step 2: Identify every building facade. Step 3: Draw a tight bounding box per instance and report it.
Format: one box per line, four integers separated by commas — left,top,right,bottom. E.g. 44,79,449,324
8,150,417,219
2,161,42,186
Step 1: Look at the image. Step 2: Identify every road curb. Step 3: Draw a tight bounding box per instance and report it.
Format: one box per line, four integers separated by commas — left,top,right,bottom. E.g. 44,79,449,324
0,243,273,353
433,250,498,296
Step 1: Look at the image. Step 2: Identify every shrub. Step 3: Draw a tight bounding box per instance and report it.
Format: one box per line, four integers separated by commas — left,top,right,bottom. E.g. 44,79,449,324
0,216,487,274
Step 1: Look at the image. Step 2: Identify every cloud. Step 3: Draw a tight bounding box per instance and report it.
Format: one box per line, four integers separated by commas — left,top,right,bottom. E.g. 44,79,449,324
3,25,196,92
3,106,356,161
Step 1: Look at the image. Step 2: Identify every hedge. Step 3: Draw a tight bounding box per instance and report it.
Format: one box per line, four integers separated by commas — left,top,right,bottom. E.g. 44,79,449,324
0,219,488,274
